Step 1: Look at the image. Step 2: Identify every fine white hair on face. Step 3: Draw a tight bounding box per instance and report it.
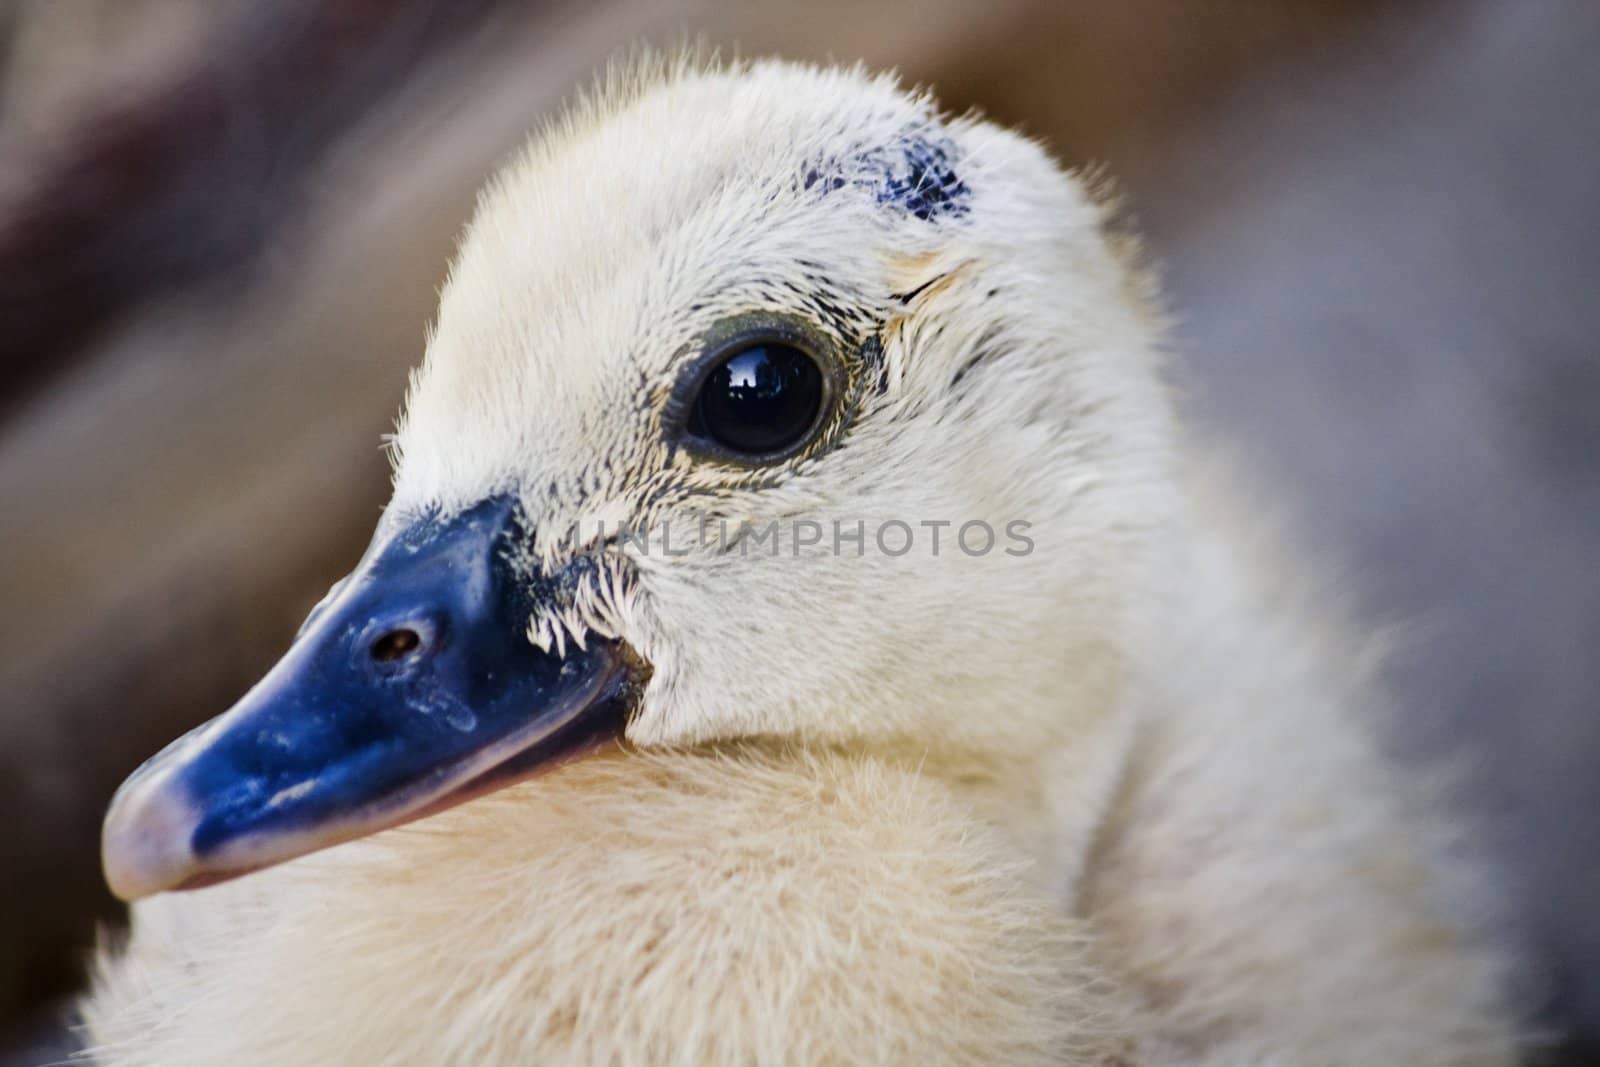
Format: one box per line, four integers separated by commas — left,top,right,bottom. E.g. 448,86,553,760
390,53,1172,764
84,52,1522,1066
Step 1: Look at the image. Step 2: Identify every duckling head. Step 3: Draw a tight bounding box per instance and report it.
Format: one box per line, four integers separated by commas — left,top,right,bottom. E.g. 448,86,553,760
102,57,1173,900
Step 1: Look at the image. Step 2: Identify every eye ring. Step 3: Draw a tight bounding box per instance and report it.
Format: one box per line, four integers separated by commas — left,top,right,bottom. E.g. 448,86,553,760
669,317,838,465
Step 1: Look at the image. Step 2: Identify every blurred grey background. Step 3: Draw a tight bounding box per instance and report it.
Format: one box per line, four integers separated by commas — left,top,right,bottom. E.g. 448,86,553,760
0,1,1595,1062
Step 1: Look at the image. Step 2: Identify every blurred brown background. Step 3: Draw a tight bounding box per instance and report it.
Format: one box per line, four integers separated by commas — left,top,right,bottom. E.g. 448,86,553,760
1,1,1596,1062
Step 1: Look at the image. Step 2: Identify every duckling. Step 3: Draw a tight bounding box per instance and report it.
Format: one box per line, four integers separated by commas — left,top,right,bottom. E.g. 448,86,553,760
83,56,1519,1065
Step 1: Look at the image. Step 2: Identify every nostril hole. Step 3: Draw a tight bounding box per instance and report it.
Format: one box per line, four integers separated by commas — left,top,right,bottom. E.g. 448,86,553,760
370,628,422,663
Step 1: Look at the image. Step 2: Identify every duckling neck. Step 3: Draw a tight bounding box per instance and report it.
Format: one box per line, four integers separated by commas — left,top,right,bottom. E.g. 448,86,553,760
853,666,1139,902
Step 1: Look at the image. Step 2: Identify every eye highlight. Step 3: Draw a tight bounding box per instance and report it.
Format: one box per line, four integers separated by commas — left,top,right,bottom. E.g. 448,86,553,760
685,341,827,459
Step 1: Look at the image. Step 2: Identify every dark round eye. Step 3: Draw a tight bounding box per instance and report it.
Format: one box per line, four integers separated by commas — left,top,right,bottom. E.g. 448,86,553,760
689,343,825,456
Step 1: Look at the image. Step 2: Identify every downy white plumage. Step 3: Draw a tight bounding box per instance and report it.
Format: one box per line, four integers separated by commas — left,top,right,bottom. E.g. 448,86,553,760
84,55,1519,1065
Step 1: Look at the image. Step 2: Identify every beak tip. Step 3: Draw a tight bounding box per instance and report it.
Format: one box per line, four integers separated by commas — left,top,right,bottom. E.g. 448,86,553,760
102,772,201,901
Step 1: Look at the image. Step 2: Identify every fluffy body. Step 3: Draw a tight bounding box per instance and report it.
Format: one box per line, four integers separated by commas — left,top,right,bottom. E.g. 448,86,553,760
84,56,1518,1064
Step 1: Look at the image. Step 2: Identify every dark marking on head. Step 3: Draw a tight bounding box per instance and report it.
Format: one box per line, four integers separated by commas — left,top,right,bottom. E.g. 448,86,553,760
800,126,971,223
878,134,969,221
802,167,848,193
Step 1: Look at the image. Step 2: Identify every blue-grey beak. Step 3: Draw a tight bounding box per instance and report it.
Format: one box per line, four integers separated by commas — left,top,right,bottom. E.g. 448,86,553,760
101,496,635,900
